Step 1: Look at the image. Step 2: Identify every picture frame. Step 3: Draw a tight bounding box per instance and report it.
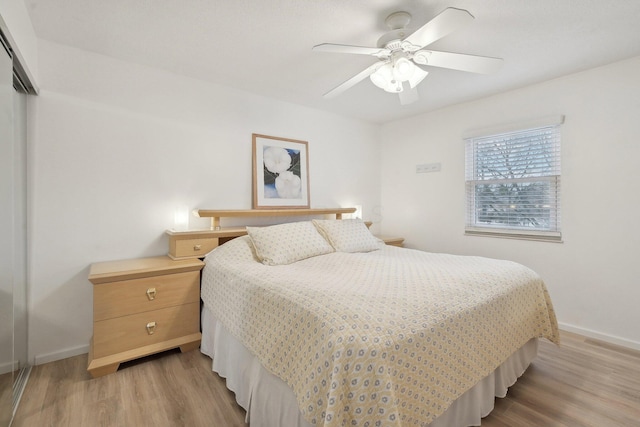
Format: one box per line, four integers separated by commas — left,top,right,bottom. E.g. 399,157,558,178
252,133,310,209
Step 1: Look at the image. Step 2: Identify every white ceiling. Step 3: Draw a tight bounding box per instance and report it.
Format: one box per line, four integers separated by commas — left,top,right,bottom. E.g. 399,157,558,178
25,0,640,124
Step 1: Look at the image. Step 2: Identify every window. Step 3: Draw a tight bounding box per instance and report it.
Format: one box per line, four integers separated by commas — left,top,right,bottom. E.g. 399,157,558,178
464,117,562,241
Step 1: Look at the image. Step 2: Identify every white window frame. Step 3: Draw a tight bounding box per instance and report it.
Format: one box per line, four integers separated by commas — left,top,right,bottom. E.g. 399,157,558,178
464,116,563,242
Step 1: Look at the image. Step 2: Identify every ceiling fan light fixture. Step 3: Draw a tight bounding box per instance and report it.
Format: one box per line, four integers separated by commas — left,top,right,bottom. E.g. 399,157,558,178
384,79,403,93
408,67,428,89
394,57,415,81
370,63,399,92
371,60,416,93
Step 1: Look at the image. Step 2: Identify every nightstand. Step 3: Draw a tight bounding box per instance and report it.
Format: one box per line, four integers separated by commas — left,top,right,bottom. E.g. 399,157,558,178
376,235,405,247
87,256,204,378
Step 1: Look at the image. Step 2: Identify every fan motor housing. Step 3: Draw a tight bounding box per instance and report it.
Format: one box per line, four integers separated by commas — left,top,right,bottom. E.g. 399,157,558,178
377,30,408,50
385,11,411,30
378,11,412,50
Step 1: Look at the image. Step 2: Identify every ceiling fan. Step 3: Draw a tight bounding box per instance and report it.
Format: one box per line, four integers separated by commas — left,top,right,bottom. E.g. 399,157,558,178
313,8,503,105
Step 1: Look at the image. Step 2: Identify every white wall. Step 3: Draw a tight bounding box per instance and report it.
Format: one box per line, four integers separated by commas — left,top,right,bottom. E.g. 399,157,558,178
28,39,381,364
25,38,640,362
380,56,640,349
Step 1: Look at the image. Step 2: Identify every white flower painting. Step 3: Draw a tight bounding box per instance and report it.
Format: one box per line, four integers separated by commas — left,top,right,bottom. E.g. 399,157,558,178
252,134,310,209
263,147,302,199
274,170,302,199
263,146,292,175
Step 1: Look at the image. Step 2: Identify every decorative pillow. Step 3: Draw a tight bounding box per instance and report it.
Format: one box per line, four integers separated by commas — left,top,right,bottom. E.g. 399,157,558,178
246,221,334,266
312,219,384,253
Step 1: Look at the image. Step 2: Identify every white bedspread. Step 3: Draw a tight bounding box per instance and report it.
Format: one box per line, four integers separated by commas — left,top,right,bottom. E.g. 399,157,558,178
201,236,559,426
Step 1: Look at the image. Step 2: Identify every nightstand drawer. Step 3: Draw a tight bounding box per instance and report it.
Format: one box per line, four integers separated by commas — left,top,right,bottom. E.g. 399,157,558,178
92,301,200,358
93,271,200,321
172,237,219,259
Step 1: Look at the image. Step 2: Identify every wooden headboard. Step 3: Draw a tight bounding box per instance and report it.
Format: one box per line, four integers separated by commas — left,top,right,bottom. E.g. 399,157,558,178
166,207,356,260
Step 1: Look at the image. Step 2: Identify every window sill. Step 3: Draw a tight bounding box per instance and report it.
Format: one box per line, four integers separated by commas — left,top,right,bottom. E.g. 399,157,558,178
464,227,562,243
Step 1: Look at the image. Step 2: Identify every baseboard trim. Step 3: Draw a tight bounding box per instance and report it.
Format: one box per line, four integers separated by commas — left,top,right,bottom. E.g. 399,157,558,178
0,359,18,375
31,326,640,365
559,322,640,351
34,344,89,365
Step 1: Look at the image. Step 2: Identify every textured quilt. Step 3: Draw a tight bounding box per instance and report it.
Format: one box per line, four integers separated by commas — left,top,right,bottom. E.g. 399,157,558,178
201,236,559,426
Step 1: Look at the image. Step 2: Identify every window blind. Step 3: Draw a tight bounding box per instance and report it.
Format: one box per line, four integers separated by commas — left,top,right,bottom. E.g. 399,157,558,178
465,124,562,240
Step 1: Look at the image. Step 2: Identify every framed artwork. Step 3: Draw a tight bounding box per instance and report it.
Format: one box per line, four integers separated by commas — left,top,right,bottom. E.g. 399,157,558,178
252,133,310,209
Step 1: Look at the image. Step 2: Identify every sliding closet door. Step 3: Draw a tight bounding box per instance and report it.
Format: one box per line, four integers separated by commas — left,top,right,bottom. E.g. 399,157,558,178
0,41,14,426
13,88,27,386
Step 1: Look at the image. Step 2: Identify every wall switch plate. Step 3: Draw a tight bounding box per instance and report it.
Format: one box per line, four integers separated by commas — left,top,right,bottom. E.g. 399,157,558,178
416,163,442,173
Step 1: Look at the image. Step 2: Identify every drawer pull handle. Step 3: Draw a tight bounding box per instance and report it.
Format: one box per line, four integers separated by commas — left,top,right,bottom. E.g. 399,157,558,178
194,244,202,251
146,321,157,335
146,288,157,300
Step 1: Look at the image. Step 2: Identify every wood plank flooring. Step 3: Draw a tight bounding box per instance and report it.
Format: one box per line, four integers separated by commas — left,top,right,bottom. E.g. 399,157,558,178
12,330,640,426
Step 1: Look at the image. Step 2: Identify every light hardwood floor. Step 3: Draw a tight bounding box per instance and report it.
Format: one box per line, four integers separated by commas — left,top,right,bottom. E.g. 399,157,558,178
12,330,640,426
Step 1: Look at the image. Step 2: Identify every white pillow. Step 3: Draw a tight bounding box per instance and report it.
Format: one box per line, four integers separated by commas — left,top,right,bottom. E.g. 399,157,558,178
312,219,384,253
246,221,334,266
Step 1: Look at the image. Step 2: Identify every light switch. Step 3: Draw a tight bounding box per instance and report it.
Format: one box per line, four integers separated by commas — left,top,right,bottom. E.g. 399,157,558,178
416,163,442,173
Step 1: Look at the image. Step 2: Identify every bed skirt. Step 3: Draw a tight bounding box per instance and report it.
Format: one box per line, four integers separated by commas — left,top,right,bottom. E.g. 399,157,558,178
200,306,538,427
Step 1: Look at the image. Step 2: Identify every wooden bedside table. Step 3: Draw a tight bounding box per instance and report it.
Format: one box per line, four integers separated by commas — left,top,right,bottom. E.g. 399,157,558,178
376,235,405,247
87,256,204,378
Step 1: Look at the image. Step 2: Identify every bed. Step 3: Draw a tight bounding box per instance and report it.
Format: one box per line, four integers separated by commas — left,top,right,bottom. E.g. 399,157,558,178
197,218,559,426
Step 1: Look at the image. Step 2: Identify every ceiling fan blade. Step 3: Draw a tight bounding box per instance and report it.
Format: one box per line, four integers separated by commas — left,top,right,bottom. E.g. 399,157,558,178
413,50,503,74
323,62,383,99
398,83,419,105
313,43,390,58
404,8,474,49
